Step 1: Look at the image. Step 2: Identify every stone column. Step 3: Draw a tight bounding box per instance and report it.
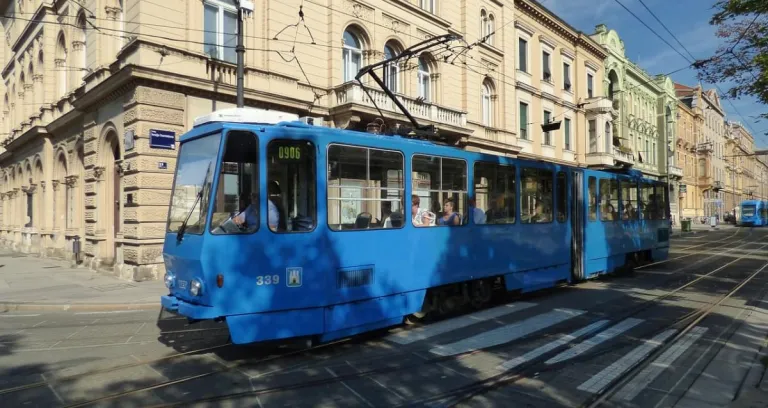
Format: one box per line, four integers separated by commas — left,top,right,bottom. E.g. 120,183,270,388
52,180,60,231
71,41,85,89
17,91,25,127
23,84,33,123
431,72,441,104
54,58,66,100
32,74,43,118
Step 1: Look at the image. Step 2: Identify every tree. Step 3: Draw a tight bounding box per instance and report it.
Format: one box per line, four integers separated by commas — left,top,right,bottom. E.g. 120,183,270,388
694,0,768,121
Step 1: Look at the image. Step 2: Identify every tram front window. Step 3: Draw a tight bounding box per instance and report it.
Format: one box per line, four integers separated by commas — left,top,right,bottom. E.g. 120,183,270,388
167,134,222,235
211,131,259,234
743,205,756,217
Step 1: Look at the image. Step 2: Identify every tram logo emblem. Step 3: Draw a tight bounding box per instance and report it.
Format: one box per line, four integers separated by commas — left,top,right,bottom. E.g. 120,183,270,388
286,267,303,288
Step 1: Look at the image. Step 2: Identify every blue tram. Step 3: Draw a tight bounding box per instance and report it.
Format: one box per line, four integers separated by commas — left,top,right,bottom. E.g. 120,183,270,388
160,108,670,345
740,200,768,226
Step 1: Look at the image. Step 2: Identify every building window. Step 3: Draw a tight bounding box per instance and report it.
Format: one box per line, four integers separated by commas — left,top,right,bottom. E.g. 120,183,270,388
418,56,431,102
542,51,551,82
543,110,552,145
518,38,528,72
587,73,594,98
420,0,435,13
563,62,571,92
564,118,571,151
383,44,399,93
342,29,363,82
588,119,597,153
482,81,493,126
519,102,528,140
203,0,237,63
487,14,495,45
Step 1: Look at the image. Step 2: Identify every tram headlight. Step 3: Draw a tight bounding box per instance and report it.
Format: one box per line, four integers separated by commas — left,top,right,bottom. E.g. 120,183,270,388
164,272,175,289
190,279,202,296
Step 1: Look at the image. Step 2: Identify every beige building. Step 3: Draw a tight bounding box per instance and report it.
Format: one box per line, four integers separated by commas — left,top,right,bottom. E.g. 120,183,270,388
676,96,704,217
676,83,729,218
0,0,607,280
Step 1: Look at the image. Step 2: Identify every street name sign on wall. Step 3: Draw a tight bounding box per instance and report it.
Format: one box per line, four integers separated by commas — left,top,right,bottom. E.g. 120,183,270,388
149,129,176,149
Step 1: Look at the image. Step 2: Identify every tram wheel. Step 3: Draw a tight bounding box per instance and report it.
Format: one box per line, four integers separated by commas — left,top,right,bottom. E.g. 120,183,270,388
470,280,492,309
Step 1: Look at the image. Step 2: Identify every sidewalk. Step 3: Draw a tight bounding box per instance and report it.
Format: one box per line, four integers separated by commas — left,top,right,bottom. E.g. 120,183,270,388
671,221,737,237
0,250,167,312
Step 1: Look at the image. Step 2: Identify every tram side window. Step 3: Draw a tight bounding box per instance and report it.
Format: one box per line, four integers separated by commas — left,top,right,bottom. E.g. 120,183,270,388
657,183,668,220
620,181,638,220
267,140,316,232
556,171,566,223
327,144,404,230
521,167,553,223
640,183,656,220
210,131,259,234
588,176,597,221
412,155,468,227
474,162,516,224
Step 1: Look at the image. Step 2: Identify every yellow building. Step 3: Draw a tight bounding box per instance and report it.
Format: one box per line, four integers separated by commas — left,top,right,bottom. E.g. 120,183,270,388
0,0,607,280
676,94,703,218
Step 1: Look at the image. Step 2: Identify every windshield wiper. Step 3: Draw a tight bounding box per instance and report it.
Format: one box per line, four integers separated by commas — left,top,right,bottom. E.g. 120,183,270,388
177,161,213,243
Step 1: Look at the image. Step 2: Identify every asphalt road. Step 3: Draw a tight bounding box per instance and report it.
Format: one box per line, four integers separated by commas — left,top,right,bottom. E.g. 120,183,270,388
2,227,768,408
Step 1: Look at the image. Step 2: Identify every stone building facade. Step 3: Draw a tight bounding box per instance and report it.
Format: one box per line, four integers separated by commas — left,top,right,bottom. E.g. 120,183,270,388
586,24,680,208
676,95,704,218
676,83,729,218
0,0,608,280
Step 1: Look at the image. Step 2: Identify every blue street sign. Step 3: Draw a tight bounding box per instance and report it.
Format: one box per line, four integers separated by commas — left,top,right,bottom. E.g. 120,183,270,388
149,129,176,149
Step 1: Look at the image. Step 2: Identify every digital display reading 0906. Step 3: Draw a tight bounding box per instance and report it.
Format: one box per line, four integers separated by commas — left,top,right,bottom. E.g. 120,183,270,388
277,145,302,160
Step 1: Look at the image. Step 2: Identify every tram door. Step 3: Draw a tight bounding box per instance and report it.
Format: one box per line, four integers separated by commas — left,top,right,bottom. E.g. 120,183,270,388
570,171,585,281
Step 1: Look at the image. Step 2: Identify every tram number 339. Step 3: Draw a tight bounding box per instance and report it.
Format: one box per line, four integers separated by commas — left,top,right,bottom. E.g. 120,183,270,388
256,275,280,286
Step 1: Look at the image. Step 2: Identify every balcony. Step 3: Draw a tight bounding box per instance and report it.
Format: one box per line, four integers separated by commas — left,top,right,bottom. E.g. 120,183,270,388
584,97,615,115
713,180,724,191
331,82,468,131
586,145,635,168
697,141,713,153
699,176,713,188
668,166,684,179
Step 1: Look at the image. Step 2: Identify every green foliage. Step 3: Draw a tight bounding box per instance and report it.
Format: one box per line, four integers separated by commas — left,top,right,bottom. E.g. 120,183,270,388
695,1,768,123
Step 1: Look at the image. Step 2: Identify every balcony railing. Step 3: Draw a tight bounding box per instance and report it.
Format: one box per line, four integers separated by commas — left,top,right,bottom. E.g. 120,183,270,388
668,166,683,178
586,145,635,168
333,82,467,128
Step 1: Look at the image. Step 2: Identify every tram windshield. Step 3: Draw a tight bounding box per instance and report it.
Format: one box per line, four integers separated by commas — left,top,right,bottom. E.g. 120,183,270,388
742,204,756,217
167,134,221,234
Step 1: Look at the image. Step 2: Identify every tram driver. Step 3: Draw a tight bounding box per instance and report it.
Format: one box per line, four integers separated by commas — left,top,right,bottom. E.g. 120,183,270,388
233,181,285,231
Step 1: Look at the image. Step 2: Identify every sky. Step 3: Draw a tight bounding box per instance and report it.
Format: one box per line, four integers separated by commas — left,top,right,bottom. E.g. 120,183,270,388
539,0,768,147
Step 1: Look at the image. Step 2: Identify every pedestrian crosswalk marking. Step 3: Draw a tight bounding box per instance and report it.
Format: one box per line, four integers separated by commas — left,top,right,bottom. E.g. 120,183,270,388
385,302,537,345
429,308,586,357
577,329,677,394
497,320,611,371
614,326,708,400
546,318,644,365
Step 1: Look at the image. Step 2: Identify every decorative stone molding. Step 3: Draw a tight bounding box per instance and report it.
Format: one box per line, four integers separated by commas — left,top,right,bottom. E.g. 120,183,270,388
40,181,46,191
55,58,66,68
72,41,85,51
23,84,33,91
105,6,121,20
93,166,105,180
115,162,125,175
32,74,43,83
27,184,36,194
52,180,60,191
65,175,79,188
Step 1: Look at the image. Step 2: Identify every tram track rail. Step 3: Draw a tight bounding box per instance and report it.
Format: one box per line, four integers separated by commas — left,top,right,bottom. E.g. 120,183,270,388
0,228,750,406
405,247,768,407
56,235,767,408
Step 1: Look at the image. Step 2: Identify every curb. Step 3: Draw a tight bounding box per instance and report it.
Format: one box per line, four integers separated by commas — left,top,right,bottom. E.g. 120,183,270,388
0,301,160,313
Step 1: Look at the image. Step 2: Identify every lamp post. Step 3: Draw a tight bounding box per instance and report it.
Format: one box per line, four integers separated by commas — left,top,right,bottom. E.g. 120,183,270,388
235,1,255,108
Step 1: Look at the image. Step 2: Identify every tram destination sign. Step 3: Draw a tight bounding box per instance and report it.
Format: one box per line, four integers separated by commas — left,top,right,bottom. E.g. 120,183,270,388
149,129,176,150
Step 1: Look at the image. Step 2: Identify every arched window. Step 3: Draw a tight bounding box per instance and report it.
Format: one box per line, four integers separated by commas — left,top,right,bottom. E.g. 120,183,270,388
56,33,67,99
77,12,87,70
480,10,487,38
383,44,399,93
487,14,495,45
417,55,430,102
481,80,493,126
342,29,362,82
